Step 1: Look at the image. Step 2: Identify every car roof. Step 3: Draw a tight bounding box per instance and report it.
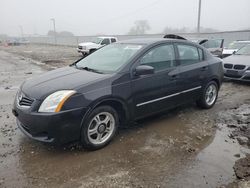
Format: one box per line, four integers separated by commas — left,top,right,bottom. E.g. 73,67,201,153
118,38,189,45
97,36,117,39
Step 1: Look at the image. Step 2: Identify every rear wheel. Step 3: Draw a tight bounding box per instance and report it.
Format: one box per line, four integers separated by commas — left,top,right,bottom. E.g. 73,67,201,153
80,106,118,150
197,81,218,109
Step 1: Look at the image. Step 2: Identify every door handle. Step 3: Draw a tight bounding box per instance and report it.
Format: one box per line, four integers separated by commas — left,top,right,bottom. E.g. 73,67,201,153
201,66,208,71
170,74,179,81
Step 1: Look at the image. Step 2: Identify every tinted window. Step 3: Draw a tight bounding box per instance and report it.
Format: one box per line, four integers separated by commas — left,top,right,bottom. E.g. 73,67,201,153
101,38,110,45
140,44,176,71
177,44,200,65
111,38,116,43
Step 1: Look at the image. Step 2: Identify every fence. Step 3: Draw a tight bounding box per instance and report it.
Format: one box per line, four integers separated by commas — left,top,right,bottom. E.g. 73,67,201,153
24,30,250,47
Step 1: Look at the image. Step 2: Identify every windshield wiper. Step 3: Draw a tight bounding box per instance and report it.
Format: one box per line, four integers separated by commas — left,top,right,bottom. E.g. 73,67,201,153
77,66,103,74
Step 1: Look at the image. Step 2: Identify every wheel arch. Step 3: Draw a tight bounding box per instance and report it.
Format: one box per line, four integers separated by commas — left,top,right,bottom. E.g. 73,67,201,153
80,97,130,130
209,77,221,89
204,75,221,89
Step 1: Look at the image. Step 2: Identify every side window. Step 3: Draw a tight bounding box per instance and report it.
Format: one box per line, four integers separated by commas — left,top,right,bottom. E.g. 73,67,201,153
101,38,110,45
177,44,200,65
111,38,116,43
140,44,176,71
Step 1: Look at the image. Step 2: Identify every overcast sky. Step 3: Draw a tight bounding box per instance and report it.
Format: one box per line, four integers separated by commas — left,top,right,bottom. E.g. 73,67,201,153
1,0,250,36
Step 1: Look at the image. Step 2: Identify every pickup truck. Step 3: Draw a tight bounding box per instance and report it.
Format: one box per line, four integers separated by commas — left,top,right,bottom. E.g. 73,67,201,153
77,36,118,56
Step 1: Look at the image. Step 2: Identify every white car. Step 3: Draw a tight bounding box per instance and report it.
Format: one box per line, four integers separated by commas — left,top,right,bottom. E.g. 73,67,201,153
222,40,250,58
77,37,118,56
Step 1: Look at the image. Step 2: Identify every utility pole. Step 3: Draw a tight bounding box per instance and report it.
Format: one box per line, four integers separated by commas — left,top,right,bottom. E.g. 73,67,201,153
19,25,24,38
197,0,202,33
50,18,57,45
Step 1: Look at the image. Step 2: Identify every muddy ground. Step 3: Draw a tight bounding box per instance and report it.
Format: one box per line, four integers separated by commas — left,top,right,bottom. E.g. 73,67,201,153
0,44,80,69
0,44,250,188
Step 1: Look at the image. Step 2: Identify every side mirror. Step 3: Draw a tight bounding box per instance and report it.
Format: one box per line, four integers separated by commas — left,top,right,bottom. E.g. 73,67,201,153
134,65,154,76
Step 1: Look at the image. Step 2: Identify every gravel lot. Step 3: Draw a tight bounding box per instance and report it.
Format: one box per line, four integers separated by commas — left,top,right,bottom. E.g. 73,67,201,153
0,44,249,188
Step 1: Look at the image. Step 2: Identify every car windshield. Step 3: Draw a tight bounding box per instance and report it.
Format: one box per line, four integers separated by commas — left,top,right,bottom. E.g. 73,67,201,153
91,37,103,44
76,43,143,73
235,44,250,55
227,42,248,49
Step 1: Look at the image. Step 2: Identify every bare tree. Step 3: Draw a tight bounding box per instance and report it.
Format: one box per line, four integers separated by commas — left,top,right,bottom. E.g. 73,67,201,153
128,20,151,35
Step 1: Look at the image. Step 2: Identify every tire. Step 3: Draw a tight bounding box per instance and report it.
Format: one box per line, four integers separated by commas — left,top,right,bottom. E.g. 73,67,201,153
196,81,218,109
80,106,119,150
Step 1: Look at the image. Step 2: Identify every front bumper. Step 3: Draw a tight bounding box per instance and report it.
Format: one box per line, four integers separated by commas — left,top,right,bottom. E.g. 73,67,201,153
77,48,89,54
12,105,88,144
224,69,250,82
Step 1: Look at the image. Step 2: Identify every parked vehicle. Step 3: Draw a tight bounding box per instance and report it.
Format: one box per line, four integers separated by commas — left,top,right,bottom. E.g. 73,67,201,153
223,44,250,82
164,34,224,58
222,40,250,58
13,38,223,150
198,39,224,58
19,38,30,45
77,36,117,56
6,39,20,46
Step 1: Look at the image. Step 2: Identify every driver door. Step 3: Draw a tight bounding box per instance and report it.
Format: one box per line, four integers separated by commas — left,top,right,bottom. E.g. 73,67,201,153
131,43,180,118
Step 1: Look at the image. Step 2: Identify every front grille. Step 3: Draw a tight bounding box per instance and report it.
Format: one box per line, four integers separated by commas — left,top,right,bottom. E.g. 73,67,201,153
234,65,246,70
17,92,34,107
224,64,233,69
19,96,34,107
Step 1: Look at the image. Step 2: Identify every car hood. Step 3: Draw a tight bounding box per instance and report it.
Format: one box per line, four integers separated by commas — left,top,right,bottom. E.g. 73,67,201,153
78,42,97,46
21,66,111,100
223,55,250,66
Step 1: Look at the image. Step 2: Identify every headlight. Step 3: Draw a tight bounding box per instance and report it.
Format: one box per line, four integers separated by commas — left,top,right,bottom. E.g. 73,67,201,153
38,90,76,113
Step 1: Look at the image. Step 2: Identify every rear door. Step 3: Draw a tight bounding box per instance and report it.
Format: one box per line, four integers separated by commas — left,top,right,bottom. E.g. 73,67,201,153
175,43,208,103
131,43,180,118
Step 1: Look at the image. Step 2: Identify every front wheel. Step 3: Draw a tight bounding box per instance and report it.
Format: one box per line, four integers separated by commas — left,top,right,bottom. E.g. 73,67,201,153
197,81,218,109
80,106,119,150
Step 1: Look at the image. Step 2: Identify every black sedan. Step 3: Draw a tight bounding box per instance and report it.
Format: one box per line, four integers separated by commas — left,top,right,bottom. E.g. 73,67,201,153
12,38,223,150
